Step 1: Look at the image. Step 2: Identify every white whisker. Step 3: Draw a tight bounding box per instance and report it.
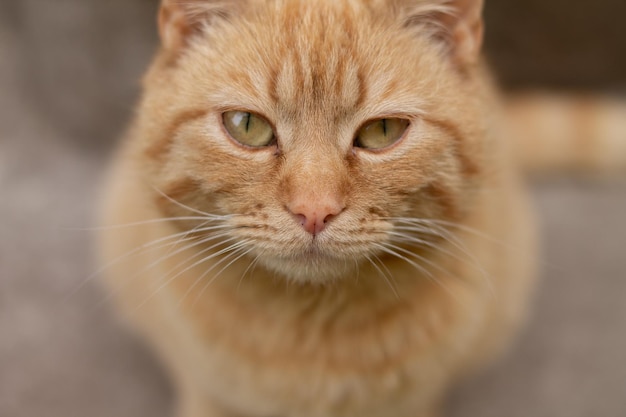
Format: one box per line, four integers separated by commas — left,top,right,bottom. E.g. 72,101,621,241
387,230,494,295
237,252,263,292
150,184,221,218
177,240,252,309
90,232,235,313
365,254,399,299
373,243,464,305
65,226,223,302
65,216,226,231
134,239,251,313
189,244,253,309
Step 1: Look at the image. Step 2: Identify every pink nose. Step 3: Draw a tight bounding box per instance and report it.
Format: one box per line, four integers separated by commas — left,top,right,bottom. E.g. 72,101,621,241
287,201,345,236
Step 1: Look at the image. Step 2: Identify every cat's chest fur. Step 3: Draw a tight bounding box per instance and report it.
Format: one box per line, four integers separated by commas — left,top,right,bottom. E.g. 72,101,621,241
156,240,486,417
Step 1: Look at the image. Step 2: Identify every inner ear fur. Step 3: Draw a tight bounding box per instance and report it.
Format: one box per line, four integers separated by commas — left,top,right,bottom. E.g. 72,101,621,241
158,0,244,52
397,0,485,65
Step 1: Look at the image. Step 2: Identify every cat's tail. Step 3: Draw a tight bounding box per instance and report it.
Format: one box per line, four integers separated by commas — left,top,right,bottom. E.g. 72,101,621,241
505,92,626,176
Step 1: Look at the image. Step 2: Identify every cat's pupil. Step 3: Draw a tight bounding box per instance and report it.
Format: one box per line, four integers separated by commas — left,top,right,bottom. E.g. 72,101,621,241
354,118,410,150
244,112,251,132
222,111,275,148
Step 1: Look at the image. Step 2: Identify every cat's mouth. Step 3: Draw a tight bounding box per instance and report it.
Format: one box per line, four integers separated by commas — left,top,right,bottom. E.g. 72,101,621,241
298,243,332,261
230,219,379,283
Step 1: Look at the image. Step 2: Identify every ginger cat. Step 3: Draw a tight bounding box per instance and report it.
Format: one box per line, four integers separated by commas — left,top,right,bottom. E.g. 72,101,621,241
99,0,540,416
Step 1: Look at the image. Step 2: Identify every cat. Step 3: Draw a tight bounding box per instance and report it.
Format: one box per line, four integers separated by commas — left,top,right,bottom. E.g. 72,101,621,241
97,0,620,416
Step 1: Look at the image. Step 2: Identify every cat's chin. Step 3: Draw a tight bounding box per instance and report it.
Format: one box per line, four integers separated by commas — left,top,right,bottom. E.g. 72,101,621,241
258,251,359,285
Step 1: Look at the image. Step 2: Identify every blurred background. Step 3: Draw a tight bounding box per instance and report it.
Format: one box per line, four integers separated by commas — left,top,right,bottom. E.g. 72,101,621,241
1,1,625,416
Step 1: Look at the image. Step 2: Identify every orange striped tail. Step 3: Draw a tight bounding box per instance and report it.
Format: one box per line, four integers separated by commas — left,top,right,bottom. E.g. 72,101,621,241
506,92,626,176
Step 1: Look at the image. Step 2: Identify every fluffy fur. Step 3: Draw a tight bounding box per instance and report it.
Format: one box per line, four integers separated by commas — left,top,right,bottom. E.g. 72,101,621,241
99,1,538,416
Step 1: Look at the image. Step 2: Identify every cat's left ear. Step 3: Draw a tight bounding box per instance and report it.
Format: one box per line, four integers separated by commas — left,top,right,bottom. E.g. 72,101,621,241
402,0,485,65
158,0,243,52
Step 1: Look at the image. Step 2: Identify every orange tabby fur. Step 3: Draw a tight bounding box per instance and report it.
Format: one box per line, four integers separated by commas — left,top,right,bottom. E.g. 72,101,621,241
506,92,626,175
99,1,538,416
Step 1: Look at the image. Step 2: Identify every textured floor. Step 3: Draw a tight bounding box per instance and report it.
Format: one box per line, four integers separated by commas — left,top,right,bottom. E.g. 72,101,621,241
2,3,626,417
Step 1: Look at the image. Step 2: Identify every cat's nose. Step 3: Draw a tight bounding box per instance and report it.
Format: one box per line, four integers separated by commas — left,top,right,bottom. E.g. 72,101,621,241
287,199,345,236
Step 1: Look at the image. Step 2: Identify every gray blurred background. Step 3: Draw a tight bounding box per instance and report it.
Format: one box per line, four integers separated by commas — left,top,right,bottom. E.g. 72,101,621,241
1,1,625,417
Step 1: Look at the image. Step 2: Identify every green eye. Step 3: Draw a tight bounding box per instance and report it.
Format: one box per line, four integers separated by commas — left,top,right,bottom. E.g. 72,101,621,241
354,118,410,150
223,111,275,147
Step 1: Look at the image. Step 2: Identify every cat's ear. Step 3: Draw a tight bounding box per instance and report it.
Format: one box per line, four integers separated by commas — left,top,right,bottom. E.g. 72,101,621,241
401,0,485,65
158,0,243,52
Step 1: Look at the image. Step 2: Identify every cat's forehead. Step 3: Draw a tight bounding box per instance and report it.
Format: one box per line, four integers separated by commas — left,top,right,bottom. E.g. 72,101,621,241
195,0,440,121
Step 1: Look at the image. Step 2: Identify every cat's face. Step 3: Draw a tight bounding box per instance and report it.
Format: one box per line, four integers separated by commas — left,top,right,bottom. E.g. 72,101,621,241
137,0,488,282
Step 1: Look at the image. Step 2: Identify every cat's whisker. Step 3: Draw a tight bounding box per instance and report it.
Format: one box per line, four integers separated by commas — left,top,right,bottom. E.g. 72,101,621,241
387,230,494,296
390,217,511,248
189,244,254,309
65,216,226,231
383,241,464,284
390,223,473,261
373,243,434,281
353,257,361,284
374,253,401,299
396,218,536,284
134,239,251,313
390,221,495,292
237,251,263,293
365,254,400,299
208,247,255,288
91,223,231,279
149,233,239,287
161,220,214,258
373,243,465,305
92,231,237,314
150,184,224,218
149,234,242,292
65,225,226,302
177,240,253,309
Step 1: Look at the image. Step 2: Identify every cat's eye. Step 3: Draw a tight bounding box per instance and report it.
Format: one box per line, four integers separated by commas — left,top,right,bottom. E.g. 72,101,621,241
354,118,410,150
222,111,275,148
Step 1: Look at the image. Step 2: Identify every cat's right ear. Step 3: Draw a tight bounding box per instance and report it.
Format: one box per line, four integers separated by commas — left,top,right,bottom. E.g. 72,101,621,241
158,0,242,52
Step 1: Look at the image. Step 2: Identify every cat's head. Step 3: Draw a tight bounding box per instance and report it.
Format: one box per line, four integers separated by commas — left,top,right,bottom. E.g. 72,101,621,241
136,0,491,283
